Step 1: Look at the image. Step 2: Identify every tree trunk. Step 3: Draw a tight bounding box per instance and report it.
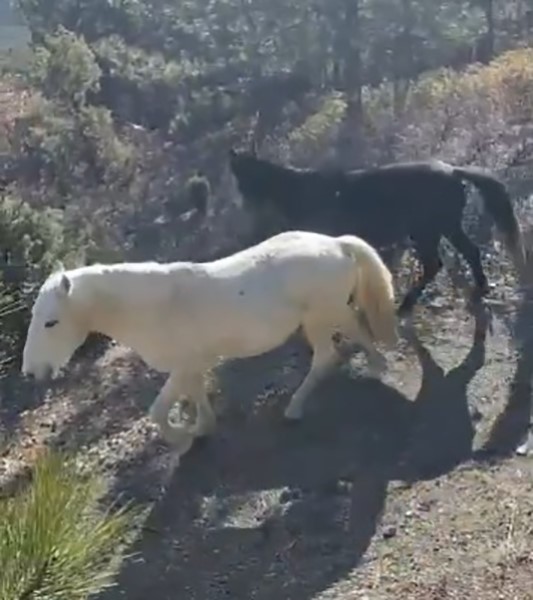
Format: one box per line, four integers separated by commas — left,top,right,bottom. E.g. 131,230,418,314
337,0,364,168
483,0,495,60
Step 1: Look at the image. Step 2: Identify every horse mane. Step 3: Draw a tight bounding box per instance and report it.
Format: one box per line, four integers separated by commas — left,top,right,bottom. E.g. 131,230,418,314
42,262,201,312
228,150,344,210
229,150,312,178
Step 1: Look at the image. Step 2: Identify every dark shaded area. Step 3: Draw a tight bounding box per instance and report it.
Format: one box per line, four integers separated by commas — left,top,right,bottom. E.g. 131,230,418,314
398,308,488,480
97,312,489,600
476,285,533,460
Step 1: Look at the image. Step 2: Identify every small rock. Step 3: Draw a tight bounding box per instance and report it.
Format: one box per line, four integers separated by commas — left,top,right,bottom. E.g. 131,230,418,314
516,439,530,456
279,487,302,504
470,407,483,422
382,525,397,540
320,478,352,496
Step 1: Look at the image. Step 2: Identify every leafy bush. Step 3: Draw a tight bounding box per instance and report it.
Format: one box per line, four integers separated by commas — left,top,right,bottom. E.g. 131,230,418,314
76,104,135,184
92,35,188,130
286,92,346,164
30,27,101,109
184,171,211,214
10,97,135,192
0,192,79,372
361,48,533,169
407,49,533,124
0,449,136,600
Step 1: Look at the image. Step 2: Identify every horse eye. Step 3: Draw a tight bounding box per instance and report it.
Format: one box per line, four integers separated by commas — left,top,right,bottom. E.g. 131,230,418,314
44,319,58,329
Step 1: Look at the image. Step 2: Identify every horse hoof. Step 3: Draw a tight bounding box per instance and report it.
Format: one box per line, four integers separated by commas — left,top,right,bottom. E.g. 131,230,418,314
471,285,489,302
364,362,386,379
397,303,414,319
192,435,212,450
283,412,302,425
166,432,195,457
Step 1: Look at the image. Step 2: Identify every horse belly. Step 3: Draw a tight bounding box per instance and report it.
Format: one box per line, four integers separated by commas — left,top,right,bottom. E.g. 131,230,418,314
206,301,300,360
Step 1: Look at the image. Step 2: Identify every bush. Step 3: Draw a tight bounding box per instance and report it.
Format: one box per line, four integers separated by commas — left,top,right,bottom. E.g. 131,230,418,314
0,449,136,600
30,26,101,109
92,35,187,130
10,97,135,192
362,48,533,169
184,171,211,214
0,193,78,372
286,92,346,164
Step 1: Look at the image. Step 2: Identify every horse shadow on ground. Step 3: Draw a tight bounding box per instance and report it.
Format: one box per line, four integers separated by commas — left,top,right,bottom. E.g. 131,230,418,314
475,284,533,460
99,311,490,600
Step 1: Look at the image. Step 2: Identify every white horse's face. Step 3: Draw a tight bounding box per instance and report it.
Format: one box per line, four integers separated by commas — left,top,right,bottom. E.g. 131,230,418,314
22,272,87,381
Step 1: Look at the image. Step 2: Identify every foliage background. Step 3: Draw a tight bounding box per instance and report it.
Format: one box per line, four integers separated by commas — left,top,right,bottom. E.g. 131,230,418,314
0,0,532,375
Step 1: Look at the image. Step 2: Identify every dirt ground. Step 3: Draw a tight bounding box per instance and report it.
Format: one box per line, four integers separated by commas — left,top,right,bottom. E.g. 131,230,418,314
2,258,533,600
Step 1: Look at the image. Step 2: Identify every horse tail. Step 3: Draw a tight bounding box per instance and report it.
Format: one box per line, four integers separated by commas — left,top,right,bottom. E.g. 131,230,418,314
339,235,398,346
453,166,525,271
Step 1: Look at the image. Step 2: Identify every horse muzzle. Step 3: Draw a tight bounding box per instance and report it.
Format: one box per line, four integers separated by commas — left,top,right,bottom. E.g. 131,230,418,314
21,362,54,383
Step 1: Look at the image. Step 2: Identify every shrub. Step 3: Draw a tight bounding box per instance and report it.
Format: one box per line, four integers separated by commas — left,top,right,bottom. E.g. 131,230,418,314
10,97,135,191
286,92,346,164
30,26,101,109
92,35,188,130
0,192,79,372
361,48,533,169
0,449,136,600
76,104,136,185
184,171,211,214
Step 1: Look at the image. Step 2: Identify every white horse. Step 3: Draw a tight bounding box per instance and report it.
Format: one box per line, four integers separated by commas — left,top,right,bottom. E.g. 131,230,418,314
21,230,398,458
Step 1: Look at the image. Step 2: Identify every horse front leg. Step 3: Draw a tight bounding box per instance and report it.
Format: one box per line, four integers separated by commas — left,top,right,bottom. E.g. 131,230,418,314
443,226,489,303
187,371,217,437
149,373,196,456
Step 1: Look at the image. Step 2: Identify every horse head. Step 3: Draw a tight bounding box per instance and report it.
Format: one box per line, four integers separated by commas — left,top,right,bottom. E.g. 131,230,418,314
22,265,90,381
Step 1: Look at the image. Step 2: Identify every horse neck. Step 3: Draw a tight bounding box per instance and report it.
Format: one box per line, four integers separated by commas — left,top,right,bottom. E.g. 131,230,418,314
70,265,154,340
254,160,309,206
70,262,197,343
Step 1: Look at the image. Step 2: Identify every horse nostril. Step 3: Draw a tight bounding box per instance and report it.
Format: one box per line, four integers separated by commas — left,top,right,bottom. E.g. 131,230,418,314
21,365,32,378
40,365,53,383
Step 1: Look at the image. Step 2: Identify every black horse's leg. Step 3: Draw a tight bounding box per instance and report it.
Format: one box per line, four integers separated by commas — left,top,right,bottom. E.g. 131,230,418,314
398,234,443,316
444,226,489,301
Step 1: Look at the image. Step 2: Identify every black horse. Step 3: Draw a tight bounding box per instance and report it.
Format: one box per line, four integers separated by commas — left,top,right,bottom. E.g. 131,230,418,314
228,149,525,315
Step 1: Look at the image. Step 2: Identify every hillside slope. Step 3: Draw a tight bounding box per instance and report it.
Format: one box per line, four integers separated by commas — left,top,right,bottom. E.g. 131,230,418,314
2,261,533,599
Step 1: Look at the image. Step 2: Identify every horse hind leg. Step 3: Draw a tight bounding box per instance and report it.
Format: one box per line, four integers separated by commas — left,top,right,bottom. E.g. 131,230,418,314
334,310,387,379
444,225,489,302
351,312,387,377
284,326,339,421
398,233,443,316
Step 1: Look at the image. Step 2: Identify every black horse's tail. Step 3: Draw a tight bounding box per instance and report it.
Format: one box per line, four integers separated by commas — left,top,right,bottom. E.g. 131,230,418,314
453,165,525,271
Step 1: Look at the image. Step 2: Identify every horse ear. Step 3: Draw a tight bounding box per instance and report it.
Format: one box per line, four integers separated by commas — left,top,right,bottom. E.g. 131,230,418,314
59,273,71,296
249,138,257,156
53,260,65,273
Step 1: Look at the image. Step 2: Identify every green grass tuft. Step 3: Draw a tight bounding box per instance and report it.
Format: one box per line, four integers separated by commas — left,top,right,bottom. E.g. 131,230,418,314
0,449,137,600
